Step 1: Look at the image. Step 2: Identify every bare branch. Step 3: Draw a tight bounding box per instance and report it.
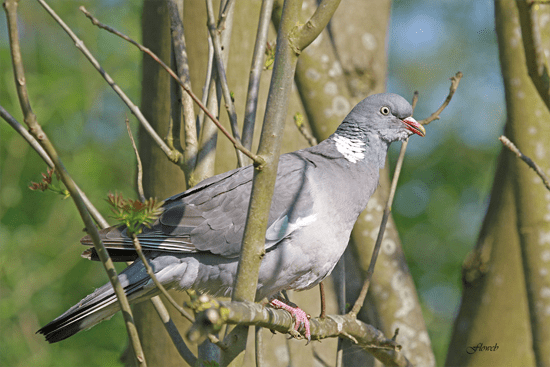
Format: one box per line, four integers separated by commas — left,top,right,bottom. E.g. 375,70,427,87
0,106,109,228
418,71,463,126
499,135,550,191
197,37,215,136
293,0,342,52
242,0,275,155
349,136,409,317
231,0,302,303
350,73,462,317
294,112,318,146
217,0,235,31
124,117,146,202
4,1,145,364
149,296,198,366
79,6,263,167
205,0,245,167
37,1,178,166
130,236,195,322
166,0,198,183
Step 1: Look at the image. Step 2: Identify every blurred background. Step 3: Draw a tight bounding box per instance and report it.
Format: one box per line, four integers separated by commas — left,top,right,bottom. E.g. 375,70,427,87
1,0,503,365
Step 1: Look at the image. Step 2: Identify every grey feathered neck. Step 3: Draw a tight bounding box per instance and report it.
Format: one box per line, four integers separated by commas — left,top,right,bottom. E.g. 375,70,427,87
329,120,390,169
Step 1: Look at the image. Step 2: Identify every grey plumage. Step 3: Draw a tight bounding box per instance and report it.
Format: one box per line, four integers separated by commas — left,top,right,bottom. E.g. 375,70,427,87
37,93,425,343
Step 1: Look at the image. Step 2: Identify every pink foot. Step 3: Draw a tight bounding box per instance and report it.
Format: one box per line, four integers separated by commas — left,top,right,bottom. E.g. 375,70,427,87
270,298,311,342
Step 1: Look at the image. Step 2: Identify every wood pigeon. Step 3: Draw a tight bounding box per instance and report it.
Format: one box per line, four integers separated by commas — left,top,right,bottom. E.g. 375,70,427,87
37,93,425,343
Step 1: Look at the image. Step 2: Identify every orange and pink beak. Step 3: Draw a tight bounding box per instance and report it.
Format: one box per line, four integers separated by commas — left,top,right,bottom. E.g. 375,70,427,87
403,116,426,137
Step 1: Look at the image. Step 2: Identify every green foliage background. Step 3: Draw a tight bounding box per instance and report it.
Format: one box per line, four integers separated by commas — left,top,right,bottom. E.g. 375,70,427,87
1,1,503,366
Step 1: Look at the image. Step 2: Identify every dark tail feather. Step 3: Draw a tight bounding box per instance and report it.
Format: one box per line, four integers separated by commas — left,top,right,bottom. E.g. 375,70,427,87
37,261,158,343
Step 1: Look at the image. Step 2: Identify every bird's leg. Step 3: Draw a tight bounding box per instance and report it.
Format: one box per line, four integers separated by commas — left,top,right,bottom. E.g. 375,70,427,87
269,293,311,343
319,281,326,318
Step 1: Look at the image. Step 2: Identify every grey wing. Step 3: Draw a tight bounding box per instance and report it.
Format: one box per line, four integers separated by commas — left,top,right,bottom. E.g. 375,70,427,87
82,153,315,259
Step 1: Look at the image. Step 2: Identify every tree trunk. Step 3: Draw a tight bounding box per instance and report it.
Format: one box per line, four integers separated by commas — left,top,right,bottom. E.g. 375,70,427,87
125,1,191,366
447,1,550,366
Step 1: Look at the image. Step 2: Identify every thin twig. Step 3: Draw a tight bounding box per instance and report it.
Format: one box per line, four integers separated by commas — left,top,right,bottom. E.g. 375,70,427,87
4,1,145,364
194,78,220,183
255,326,264,367
37,0,178,165
149,296,198,366
123,117,193,322
418,72,463,126
333,257,345,367
349,138,408,317
0,105,109,228
242,0,275,156
205,0,245,167
125,117,145,202
166,0,198,184
126,109,197,360
217,0,235,31
131,235,195,322
197,37,215,136
294,112,318,146
499,135,550,191
80,6,263,167
349,73,462,317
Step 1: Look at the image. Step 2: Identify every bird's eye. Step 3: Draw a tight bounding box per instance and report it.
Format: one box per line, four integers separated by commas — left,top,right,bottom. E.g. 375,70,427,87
380,106,390,115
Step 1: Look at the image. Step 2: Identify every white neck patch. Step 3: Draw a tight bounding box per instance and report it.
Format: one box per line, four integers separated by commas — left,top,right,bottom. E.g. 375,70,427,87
333,134,366,163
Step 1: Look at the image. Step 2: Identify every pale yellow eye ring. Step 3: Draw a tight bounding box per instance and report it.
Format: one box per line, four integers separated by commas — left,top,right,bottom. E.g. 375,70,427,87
380,106,390,115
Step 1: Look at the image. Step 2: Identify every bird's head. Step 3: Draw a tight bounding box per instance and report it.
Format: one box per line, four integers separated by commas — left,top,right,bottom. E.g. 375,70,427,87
342,93,425,142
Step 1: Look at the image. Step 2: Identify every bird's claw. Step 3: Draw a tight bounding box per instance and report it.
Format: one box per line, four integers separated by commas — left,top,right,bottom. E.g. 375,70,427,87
269,298,311,343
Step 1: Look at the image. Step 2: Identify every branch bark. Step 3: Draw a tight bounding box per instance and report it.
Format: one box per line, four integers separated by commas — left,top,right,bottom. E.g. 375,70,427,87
517,1,550,111
191,300,413,367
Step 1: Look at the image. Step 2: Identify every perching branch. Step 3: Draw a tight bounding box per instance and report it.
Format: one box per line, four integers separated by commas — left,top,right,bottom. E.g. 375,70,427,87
350,73,462,317
80,6,263,167
3,1,146,365
190,300,412,367
499,135,550,191
418,71,463,126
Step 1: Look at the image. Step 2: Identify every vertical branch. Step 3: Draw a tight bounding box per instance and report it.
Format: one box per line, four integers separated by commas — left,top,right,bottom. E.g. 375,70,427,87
194,79,220,182
197,37,215,138
222,1,304,365
205,0,245,167
242,0,275,156
3,1,146,365
231,0,303,303
350,73,461,317
167,0,198,185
